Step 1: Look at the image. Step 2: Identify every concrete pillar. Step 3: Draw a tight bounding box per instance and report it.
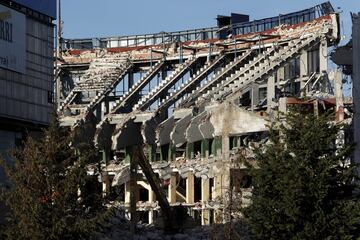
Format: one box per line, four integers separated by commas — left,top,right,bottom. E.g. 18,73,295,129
267,74,275,113
213,174,222,223
278,97,287,114
251,83,259,111
277,67,285,83
148,188,155,224
186,142,194,159
201,178,210,225
186,173,195,204
319,40,328,73
216,136,222,156
168,174,177,203
125,181,131,204
202,139,210,158
222,136,230,160
319,39,328,92
128,71,134,88
130,148,138,235
300,50,308,94
102,172,110,198
101,101,106,120
333,69,344,122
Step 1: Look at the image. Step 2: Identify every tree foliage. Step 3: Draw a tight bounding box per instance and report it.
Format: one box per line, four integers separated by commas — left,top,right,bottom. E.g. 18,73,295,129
0,119,110,240
244,107,360,240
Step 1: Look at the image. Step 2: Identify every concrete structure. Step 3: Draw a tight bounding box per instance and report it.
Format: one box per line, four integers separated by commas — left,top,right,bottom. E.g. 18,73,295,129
57,2,348,226
352,13,360,176
0,0,55,182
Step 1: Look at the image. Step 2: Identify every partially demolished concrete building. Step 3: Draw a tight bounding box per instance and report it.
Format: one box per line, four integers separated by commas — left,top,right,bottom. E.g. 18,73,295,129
57,2,347,226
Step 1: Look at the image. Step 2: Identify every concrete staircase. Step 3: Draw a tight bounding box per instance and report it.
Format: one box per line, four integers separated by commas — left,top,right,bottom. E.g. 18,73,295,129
57,56,131,114
214,34,321,101
157,54,226,110
178,50,253,107
133,56,199,111
203,47,276,101
110,60,165,114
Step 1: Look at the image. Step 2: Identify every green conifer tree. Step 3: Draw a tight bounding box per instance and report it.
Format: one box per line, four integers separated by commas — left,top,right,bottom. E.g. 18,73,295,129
0,119,111,240
244,107,360,240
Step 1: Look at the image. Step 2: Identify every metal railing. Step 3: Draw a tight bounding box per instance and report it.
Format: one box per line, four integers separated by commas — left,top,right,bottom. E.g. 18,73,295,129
61,2,334,50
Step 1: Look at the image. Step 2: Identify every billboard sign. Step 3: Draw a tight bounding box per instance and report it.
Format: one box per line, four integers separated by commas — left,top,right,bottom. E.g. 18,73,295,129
13,0,56,19
0,4,26,73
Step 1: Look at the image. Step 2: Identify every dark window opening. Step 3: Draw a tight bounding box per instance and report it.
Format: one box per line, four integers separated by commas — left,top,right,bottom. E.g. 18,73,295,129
239,91,251,107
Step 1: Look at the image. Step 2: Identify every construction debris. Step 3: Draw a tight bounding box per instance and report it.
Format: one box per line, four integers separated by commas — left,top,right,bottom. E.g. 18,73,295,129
57,2,351,234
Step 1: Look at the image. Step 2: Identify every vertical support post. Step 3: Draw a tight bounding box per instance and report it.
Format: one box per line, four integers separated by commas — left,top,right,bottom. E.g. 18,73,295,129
186,173,195,204
186,142,194,159
179,43,183,64
213,174,222,223
267,74,275,113
300,50,308,96
334,69,344,122
148,187,155,224
221,136,230,160
319,39,328,92
201,178,210,225
201,139,209,158
130,147,138,236
128,71,134,88
207,43,212,62
125,181,131,204
251,83,259,111
150,48,153,67
168,174,177,203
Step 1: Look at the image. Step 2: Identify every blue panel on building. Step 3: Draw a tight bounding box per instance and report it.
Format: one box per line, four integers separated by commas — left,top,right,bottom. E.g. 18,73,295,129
13,0,56,18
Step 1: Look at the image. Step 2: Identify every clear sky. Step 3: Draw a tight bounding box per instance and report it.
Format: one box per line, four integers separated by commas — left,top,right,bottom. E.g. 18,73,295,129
61,0,359,44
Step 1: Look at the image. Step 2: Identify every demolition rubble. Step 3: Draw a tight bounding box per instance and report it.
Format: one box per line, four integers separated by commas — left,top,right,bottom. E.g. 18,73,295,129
56,2,352,236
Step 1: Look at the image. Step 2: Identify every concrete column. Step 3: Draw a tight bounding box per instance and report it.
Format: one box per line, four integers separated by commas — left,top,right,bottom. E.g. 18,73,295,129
130,148,138,235
251,83,259,111
101,101,106,120
319,40,328,92
102,172,110,198
333,69,344,122
186,173,195,204
148,188,155,224
202,139,210,158
300,50,308,94
168,174,177,203
277,67,285,83
125,181,131,204
213,174,224,223
319,40,328,73
221,136,230,160
278,97,287,114
267,74,275,113
128,71,134,88
201,178,210,225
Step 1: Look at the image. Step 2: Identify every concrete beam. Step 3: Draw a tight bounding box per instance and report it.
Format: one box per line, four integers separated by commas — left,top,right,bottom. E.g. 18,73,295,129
156,116,175,146
112,117,143,150
171,113,192,147
186,111,207,143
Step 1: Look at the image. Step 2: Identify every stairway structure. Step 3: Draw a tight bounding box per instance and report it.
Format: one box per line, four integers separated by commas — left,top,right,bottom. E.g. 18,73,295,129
58,56,132,117
132,56,199,111
57,3,343,228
